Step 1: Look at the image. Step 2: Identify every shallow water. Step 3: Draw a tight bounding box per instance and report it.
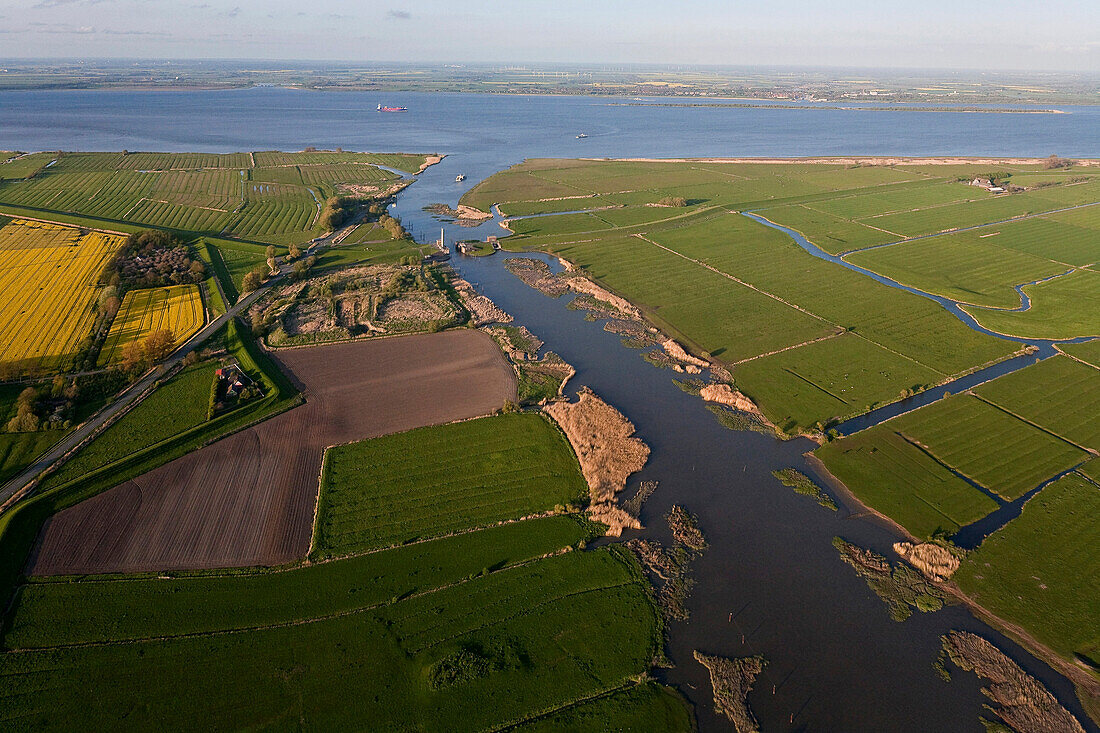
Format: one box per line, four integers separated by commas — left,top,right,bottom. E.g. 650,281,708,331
3,88,1097,731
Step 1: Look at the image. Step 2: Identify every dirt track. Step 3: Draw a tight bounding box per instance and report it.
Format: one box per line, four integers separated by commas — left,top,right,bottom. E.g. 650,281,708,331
29,330,516,575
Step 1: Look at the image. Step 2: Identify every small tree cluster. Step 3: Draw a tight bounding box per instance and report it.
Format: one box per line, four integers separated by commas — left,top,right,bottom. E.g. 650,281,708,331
1044,155,1074,170
104,230,205,288
120,328,176,375
5,387,42,432
378,214,407,239
290,254,318,282
4,376,81,433
319,196,359,230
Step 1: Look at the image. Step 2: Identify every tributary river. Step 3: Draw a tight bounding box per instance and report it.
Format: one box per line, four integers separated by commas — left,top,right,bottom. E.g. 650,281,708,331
2,88,1097,731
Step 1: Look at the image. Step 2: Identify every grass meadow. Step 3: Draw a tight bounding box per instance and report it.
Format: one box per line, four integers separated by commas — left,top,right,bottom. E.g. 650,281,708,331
0,411,674,731
974,355,1100,451
312,412,588,557
956,470,1100,666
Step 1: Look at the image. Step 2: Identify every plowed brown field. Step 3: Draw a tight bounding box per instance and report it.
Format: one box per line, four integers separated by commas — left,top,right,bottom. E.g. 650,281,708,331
29,330,516,575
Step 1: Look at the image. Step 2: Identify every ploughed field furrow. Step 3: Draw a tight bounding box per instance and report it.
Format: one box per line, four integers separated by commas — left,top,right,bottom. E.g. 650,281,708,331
29,330,517,575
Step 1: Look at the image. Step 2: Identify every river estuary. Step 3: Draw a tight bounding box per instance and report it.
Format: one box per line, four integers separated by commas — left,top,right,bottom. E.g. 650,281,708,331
2,88,1097,731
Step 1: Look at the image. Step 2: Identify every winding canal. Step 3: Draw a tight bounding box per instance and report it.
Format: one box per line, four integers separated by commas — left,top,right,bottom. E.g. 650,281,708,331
391,163,1097,732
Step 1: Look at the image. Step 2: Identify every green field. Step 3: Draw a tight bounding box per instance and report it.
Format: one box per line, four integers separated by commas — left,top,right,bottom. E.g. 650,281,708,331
0,410,677,730
956,471,1100,665
38,362,216,489
974,356,1100,450
845,234,1070,309
733,332,941,432
963,267,1100,339
313,413,588,557
513,683,693,732
1062,339,1100,369
0,150,428,247
816,426,999,538
470,159,1099,433
0,549,658,731
5,514,596,648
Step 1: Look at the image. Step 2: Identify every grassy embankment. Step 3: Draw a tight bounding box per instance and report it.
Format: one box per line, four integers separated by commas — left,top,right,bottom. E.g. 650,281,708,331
0,412,684,730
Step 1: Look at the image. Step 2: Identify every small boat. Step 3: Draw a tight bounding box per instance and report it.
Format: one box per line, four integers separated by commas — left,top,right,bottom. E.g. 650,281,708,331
455,174,466,182
576,133,588,139
377,104,408,112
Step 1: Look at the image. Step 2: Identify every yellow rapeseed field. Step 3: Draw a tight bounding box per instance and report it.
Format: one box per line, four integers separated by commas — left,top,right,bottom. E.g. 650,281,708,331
0,219,123,374
98,284,204,366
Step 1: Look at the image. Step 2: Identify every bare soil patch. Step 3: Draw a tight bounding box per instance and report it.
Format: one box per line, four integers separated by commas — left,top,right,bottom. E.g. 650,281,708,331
29,330,516,575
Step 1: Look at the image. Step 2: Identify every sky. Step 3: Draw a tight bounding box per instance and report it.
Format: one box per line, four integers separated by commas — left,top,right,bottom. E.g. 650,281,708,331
0,0,1097,72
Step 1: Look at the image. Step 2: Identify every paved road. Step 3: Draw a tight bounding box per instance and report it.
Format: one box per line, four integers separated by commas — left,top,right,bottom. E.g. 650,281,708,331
0,231,337,511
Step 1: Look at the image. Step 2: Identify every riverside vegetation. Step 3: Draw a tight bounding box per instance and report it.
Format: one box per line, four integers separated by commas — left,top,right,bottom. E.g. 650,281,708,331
473,158,1100,717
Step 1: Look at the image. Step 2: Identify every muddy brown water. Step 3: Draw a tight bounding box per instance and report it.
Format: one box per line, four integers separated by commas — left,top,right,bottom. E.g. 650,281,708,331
29,330,515,575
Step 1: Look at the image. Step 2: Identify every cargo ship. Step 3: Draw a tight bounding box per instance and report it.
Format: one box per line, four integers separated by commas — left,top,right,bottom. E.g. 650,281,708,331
377,104,408,112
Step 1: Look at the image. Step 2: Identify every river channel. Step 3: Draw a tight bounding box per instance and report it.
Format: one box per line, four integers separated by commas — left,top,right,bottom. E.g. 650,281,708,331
397,164,1096,732
3,87,1097,731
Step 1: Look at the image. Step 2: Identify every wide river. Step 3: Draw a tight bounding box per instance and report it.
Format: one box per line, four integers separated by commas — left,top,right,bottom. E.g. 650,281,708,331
2,88,1098,731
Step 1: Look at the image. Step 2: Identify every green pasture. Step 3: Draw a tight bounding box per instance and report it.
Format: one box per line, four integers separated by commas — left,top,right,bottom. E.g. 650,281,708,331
816,426,999,538
964,267,1100,339
312,413,588,557
0,152,56,180
1062,339,1100,369
0,548,657,731
550,233,834,362
974,355,1100,450
965,215,1100,266
862,190,1073,237
734,332,941,432
514,683,693,732
845,233,1069,309
956,471,1100,665
878,394,1088,500
4,515,595,648
755,203,898,253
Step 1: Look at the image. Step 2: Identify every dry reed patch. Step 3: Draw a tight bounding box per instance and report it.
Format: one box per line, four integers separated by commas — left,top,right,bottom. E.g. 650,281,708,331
941,631,1084,733
699,383,762,415
694,651,767,733
662,338,709,368
667,505,707,552
453,278,512,326
544,387,648,535
567,276,641,318
894,541,960,581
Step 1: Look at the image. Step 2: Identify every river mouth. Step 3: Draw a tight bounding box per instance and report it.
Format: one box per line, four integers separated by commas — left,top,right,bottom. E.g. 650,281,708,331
396,165,1096,732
